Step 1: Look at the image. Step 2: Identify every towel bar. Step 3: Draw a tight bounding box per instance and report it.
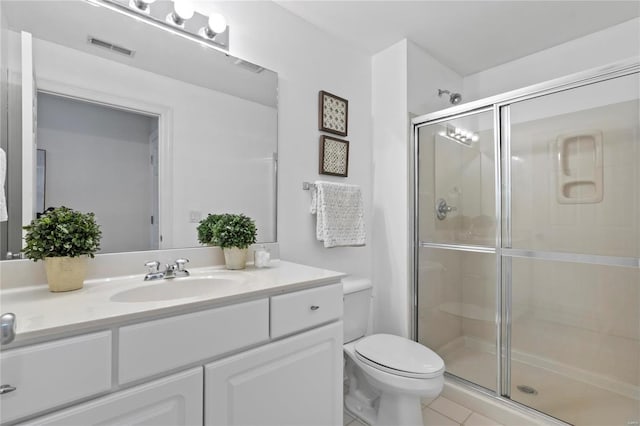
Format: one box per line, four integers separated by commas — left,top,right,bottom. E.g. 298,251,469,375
302,182,316,190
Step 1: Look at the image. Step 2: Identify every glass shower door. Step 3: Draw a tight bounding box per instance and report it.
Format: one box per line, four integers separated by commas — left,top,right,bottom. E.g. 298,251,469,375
504,73,640,425
416,109,499,392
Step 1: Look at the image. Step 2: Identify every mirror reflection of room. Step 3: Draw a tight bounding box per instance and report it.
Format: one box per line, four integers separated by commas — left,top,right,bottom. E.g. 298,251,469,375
37,93,160,253
0,0,278,259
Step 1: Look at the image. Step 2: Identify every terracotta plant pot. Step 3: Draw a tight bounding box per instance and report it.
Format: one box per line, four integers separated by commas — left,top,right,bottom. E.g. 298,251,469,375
222,247,248,270
44,256,88,292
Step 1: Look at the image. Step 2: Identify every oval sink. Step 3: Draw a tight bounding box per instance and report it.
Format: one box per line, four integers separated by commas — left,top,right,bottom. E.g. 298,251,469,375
110,275,245,303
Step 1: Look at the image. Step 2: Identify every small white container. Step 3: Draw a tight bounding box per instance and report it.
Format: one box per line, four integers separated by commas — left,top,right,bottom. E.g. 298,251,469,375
253,245,270,268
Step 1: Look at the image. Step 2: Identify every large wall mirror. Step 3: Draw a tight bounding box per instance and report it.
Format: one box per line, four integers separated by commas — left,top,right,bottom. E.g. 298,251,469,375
0,0,278,260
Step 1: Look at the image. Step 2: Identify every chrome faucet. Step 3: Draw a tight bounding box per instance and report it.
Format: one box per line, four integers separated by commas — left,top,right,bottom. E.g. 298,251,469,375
144,258,190,281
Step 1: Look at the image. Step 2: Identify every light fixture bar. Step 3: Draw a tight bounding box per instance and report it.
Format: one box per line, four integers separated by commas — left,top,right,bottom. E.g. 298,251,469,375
438,125,479,147
86,0,229,52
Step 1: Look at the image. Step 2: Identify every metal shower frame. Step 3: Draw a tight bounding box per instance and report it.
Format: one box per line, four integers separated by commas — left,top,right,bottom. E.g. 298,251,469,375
411,57,640,423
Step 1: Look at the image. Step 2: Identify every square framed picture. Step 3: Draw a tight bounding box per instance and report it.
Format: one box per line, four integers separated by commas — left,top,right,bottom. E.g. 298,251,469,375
318,90,348,136
319,135,349,177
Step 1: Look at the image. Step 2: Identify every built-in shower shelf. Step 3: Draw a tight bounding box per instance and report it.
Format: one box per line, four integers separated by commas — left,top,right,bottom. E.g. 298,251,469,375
554,130,603,204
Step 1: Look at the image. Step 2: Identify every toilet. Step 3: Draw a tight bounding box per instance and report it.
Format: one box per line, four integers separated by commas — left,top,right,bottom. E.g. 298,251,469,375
343,277,445,426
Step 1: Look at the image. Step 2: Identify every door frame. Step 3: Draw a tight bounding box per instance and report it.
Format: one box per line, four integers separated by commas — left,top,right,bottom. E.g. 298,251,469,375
35,78,173,249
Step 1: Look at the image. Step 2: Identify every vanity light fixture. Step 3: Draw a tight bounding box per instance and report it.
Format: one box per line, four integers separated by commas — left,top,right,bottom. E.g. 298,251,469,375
167,0,194,27
129,0,155,13
93,0,230,51
200,13,227,39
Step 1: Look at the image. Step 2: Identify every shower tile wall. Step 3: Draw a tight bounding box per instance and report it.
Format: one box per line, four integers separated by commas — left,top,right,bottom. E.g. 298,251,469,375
510,99,640,258
511,260,639,387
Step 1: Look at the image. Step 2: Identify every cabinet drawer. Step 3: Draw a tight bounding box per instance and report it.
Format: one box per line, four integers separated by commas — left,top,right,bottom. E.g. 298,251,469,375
270,283,343,338
21,368,203,426
118,299,269,384
0,331,112,424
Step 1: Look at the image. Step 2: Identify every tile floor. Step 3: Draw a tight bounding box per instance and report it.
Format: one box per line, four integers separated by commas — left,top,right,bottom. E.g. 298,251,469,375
343,396,504,426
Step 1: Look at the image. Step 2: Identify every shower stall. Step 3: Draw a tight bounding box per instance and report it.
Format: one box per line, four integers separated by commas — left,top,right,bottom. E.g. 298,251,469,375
413,62,639,425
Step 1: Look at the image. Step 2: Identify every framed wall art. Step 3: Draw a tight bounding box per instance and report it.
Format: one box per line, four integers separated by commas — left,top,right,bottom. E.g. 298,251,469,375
319,135,349,177
318,90,348,136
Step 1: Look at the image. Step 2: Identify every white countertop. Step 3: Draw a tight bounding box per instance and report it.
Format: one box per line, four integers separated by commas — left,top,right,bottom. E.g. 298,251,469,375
1,260,345,346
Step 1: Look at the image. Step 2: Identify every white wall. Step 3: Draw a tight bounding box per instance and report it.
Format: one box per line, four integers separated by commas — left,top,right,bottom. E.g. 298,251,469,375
30,35,277,249
371,40,409,336
37,93,155,254
195,2,373,279
463,18,640,102
408,41,463,116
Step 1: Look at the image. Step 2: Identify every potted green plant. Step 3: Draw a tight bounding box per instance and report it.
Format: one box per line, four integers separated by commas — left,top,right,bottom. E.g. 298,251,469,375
197,213,257,270
23,206,102,292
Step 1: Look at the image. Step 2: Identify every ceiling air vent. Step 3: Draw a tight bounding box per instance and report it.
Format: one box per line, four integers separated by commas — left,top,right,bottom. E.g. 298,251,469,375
233,59,264,74
87,36,135,57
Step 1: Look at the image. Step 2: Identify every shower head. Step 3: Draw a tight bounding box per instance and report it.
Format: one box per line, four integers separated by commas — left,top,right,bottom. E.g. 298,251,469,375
438,89,462,105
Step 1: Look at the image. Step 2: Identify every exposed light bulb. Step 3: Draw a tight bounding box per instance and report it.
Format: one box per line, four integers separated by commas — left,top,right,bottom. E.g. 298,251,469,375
208,13,227,34
454,128,462,135
199,12,227,39
471,134,479,142
130,0,156,13
167,0,195,26
175,0,195,19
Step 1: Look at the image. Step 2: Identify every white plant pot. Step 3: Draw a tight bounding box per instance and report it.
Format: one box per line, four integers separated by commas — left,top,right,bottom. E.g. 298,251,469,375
223,247,248,270
44,256,88,292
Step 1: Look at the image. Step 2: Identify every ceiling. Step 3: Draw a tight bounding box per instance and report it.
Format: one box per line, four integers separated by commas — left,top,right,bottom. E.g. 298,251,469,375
275,1,640,76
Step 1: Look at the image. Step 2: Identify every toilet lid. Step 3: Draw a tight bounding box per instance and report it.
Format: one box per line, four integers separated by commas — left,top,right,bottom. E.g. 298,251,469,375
354,334,445,379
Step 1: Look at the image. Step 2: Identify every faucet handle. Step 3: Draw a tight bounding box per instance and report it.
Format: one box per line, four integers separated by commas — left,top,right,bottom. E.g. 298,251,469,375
144,260,160,273
1,313,17,345
175,258,189,272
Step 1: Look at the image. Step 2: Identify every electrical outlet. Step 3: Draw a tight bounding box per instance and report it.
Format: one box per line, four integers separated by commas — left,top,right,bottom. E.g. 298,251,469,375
189,211,202,223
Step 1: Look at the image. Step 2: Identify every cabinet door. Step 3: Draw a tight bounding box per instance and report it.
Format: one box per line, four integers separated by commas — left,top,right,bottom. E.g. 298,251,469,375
22,368,203,426
1,331,112,424
205,321,343,426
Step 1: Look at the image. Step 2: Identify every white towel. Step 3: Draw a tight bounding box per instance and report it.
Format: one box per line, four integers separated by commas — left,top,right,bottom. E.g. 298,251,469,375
0,148,7,222
310,181,365,248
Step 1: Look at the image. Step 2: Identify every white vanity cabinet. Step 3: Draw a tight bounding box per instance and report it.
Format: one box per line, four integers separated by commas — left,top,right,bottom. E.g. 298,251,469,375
2,276,344,426
205,283,344,426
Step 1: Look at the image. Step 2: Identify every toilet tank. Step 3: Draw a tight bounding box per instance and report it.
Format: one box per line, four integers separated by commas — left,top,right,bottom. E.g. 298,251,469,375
342,277,373,344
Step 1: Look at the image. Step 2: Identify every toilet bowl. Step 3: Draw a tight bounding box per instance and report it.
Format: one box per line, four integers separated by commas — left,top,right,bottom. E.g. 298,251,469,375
342,278,445,426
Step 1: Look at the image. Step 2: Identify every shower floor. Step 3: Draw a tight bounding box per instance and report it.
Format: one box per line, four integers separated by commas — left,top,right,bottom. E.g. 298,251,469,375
442,343,640,426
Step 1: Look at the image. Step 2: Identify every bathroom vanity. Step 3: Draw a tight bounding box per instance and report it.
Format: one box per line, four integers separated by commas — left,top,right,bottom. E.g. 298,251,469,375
0,261,344,425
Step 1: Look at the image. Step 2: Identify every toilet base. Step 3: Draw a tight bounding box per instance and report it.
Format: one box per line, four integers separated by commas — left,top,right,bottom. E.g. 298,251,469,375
345,392,425,426
345,393,377,426
376,392,423,426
